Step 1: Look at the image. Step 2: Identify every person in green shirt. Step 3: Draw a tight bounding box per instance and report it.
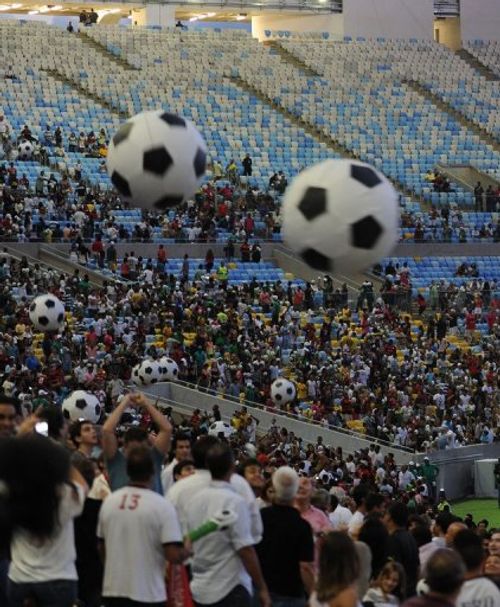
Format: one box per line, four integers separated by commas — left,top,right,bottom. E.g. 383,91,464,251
216,262,228,286
421,456,439,503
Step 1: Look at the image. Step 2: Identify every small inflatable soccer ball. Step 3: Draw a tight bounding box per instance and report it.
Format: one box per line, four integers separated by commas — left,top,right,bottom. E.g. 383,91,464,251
17,140,34,160
271,377,296,405
107,110,207,211
208,421,234,439
282,159,399,275
131,360,162,386
29,294,65,332
62,390,102,423
158,356,179,381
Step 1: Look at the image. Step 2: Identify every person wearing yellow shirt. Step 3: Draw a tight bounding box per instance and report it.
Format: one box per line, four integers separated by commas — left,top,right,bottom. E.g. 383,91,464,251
216,262,228,285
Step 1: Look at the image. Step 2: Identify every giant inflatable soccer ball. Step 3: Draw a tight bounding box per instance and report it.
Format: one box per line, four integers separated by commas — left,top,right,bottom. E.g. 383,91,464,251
208,420,234,439
131,360,162,386
29,294,65,332
158,356,179,381
107,110,207,211
17,140,34,160
282,159,399,275
62,390,102,423
271,377,296,405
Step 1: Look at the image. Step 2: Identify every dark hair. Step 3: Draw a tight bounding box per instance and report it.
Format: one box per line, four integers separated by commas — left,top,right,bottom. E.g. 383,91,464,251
192,435,219,469
206,443,234,480
69,419,93,447
425,549,465,595
366,492,384,513
388,501,409,528
412,524,432,548
317,531,360,602
435,512,454,534
238,458,261,477
358,514,390,578
38,404,65,441
330,494,339,510
172,434,191,450
123,427,148,445
0,436,70,544
453,529,485,571
0,394,20,415
72,455,96,487
126,445,154,483
352,484,369,508
173,459,195,480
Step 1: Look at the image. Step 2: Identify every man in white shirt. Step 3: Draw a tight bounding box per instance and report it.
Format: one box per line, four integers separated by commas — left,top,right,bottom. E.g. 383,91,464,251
184,443,271,607
454,529,500,607
97,445,189,606
161,433,192,494
329,494,353,530
348,485,368,537
168,435,262,543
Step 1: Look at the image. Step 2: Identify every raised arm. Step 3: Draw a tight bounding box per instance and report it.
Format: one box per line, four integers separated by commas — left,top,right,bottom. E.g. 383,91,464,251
102,393,137,460
135,394,173,456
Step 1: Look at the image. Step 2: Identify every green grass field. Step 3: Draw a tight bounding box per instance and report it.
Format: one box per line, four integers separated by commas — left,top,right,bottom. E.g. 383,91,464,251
452,499,500,526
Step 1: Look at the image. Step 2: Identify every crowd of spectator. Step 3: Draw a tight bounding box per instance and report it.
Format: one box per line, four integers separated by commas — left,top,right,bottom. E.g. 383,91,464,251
0,390,498,607
0,249,498,454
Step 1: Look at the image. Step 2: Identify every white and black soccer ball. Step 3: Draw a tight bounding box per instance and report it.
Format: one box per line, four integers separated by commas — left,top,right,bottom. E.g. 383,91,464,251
271,377,296,405
158,356,179,381
17,140,34,160
282,159,399,275
62,390,102,423
29,294,65,332
131,360,162,386
208,420,234,439
107,110,207,211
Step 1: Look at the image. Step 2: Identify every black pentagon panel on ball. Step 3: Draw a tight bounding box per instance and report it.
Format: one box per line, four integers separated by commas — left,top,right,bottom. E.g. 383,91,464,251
172,368,178,375
29,303,36,312
154,195,184,210
95,405,101,416
351,215,383,249
63,409,70,420
45,299,55,308
193,147,206,178
58,313,64,323
275,381,282,388
143,147,173,176
38,316,49,326
301,248,332,272
298,187,327,221
286,387,293,395
111,171,131,197
112,122,134,147
75,399,87,410
350,164,382,188
275,394,283,401
159,112,186,127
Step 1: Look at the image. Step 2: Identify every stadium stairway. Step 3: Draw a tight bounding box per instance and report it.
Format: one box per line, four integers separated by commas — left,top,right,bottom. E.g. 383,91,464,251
41,67,127,119
455,48,500,82
402,79,500,152
436,163,500,193
265,40,321,78
77,30,140,73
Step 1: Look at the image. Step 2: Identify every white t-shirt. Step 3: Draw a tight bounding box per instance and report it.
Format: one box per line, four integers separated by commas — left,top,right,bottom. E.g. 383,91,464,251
97,486,182,603
161,458,178,494
168,469,262,543
9,483,85,583
348,510,365,536
184,480,254,605
329,505,353,530
456,577,500,607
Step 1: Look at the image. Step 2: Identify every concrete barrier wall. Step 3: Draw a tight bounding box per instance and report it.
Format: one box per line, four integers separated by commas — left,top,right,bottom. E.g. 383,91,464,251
140,381,415,465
